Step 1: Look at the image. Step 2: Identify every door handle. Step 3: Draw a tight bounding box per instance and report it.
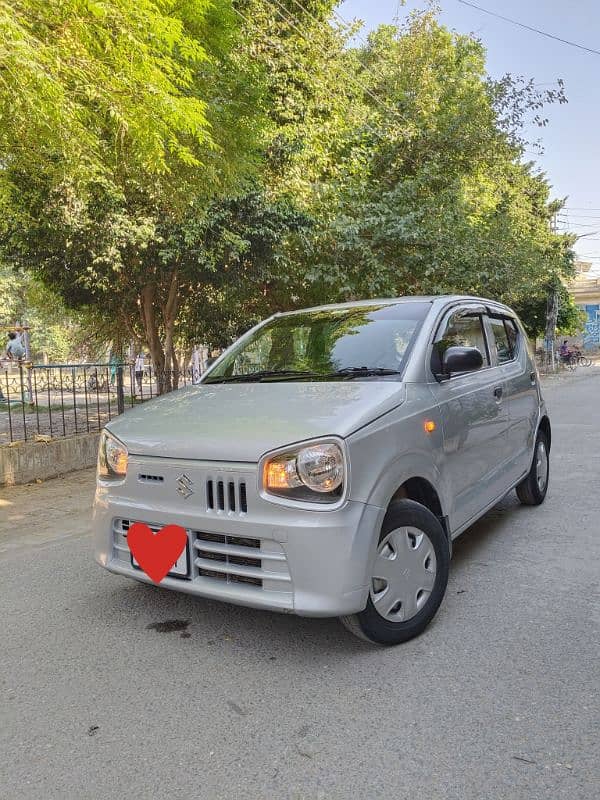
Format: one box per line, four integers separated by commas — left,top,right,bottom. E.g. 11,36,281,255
530,371,537,384
493,386,503,401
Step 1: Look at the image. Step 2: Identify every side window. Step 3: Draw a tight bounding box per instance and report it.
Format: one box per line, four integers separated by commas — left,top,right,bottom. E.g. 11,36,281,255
433,310,490,373
488,317,512,364
504,318,519,356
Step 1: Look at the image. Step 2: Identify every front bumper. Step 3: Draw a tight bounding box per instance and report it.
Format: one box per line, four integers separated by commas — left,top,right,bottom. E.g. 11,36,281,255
93,455,381,617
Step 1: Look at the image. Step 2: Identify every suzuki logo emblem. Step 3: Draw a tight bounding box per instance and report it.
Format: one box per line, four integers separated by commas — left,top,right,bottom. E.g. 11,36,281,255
176,474,194,500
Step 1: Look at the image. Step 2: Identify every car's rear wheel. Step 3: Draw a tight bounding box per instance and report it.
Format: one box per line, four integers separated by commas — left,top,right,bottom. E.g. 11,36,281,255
516,430,550,506
340,499,450,645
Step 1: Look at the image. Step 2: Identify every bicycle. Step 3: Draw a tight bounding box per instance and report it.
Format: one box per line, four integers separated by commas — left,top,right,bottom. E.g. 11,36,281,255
574,351,593,367
559,352,577,371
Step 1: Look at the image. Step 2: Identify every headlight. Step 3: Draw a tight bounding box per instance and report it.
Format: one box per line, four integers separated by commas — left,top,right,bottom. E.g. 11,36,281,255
97,430,128,480
262,441,345,504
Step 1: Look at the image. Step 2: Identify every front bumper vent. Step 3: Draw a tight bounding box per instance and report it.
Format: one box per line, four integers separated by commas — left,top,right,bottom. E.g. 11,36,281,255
195,531,266,587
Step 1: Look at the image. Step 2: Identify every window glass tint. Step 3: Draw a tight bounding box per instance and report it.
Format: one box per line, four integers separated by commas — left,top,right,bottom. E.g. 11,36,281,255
434,311,489,370
489,317,512,364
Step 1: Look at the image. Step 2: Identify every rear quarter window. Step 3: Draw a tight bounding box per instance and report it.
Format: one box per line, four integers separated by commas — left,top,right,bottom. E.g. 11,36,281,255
504,318,519,357
489,317,514,364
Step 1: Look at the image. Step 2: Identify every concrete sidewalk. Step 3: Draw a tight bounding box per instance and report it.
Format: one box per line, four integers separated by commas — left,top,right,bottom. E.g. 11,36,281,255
0,468,95,556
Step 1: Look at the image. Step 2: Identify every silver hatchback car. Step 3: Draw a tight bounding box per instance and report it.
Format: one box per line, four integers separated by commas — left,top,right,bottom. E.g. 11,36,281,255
93,296,550,644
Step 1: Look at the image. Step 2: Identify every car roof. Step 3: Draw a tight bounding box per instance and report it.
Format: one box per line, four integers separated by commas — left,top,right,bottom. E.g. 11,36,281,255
275,295,516,317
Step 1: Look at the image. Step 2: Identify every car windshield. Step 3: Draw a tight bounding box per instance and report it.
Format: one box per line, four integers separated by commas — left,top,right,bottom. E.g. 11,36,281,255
203,302,431,383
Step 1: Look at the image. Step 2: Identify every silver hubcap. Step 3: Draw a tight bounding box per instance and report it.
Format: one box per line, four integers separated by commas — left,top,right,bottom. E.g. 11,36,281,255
536,440,548,493
370,526,437,623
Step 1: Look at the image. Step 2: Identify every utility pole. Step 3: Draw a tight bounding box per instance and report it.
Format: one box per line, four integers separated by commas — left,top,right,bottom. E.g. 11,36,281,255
544,214,560,371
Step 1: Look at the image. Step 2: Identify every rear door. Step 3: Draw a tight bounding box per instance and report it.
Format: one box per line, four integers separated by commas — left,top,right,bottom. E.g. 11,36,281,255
487,314,539,483
430,305,509,531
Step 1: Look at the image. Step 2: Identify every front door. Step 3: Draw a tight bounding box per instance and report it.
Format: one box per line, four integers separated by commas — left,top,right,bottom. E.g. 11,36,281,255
487,314,540,484
431,306,509,532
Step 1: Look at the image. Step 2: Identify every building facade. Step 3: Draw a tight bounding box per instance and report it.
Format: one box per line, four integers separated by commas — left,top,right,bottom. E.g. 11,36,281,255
569,262,600,350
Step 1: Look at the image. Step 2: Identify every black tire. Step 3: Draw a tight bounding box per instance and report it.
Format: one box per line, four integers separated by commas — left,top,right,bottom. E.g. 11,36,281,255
339,499,450,646
516,430,550,506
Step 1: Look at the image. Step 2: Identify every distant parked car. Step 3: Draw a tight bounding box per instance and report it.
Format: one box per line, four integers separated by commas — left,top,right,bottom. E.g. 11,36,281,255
94,296,550,645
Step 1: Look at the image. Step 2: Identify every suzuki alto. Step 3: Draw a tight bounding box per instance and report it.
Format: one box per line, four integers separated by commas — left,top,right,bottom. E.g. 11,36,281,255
93,296,550,644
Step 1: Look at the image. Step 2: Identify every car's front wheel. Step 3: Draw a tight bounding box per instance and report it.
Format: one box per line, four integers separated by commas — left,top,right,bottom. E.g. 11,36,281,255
340,499,450,645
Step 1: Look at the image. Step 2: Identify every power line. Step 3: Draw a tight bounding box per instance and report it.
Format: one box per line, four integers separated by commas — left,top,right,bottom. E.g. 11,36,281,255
457,0,600,56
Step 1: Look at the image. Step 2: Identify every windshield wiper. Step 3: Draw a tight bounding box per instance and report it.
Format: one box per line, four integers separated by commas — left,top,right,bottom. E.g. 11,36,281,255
204,370,318,384
332,367,403,379
205,367,403,384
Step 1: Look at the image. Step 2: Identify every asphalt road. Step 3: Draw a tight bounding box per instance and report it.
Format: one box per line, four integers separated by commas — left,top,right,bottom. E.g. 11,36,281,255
1,372,599,800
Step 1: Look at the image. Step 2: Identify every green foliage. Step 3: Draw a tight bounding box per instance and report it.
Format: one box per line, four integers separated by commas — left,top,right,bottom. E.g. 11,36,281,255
0,1,577,374
0,0,266,383
0,264,80,360
513,284,586,340
294,14,574,310
174,190,313,347
1,0,216,183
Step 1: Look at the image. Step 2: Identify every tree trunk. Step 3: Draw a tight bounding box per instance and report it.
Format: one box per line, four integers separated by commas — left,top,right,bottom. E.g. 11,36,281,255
140,284,167,394
139,271,180,395
171,342,181,389
161,270,180,393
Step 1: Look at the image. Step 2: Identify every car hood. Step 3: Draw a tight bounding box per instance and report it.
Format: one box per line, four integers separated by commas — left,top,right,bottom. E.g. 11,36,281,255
106,381,406,462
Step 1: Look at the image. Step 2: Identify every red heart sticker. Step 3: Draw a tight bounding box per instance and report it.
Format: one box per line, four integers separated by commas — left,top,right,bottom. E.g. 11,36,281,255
127,522,188,584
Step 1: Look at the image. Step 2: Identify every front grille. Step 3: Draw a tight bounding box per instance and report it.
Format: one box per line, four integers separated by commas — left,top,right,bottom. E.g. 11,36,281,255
194,531,264,586
112,519,291,594
206,479,248,513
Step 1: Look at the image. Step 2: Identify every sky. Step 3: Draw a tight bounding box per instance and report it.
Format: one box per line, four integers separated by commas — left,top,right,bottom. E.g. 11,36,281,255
340,0,600,274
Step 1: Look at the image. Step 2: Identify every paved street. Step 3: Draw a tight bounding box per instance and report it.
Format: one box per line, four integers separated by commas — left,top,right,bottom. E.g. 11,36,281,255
1,373,599,800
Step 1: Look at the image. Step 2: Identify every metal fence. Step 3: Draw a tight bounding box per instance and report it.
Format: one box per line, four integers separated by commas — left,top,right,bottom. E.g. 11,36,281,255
0,362,194,445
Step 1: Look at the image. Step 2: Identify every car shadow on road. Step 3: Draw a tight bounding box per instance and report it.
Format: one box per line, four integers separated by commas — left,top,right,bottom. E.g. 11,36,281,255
107,579,376,659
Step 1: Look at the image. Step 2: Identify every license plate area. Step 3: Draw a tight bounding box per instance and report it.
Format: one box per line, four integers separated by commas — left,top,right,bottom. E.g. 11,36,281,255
130,540,191,579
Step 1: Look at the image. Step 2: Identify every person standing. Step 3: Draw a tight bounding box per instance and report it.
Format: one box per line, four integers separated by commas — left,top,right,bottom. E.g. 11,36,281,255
134,352,145,396
109,351,120,386
6,331,25,362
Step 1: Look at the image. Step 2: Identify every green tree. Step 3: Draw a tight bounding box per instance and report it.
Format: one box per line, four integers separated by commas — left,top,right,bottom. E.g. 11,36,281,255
1,2,577,382
0,264,80,361
0,0,227,191
1,0,265,389
512,282,586,341
298,15,574,309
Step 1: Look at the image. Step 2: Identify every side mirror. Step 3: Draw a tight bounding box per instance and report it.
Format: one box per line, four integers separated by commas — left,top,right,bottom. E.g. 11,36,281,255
439,346,484,380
